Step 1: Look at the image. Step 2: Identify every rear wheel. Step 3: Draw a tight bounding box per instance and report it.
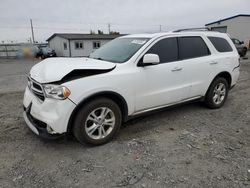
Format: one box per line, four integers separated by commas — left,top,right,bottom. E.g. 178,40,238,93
73,97,122,145
205,77,229,109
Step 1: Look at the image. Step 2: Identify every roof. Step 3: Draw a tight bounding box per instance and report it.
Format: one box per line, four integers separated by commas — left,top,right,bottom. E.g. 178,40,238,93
48,31,229,42
47,33,124,41
205,14,250,26
121,30,226,39
121,33,165,38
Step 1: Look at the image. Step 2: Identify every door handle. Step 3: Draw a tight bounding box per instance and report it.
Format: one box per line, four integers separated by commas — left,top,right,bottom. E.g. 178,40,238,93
171,67,183,72
210,61,218,65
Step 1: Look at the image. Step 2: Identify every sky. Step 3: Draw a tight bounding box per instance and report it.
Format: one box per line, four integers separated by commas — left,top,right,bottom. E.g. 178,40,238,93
0,0,249,43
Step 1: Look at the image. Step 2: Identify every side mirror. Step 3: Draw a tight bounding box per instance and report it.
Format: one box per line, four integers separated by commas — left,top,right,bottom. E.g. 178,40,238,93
143,54,160,65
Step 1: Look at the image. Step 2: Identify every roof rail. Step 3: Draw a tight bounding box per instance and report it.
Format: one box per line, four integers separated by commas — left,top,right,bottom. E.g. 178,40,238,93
173,27,211,32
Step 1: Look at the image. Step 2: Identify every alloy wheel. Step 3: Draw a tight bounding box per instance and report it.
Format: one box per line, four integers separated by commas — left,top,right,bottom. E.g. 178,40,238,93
85,107,115,140
213,83,226,105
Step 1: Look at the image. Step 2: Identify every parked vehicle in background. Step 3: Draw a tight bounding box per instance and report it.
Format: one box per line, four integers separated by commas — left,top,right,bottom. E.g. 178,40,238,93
36,47,56,59
231,38,247,57
23,29,240,146
16,45,39,58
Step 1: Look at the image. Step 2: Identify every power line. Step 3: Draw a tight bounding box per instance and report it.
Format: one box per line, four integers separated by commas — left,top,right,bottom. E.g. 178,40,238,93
0,17,168,28
0,26,163,32
1,24,165,33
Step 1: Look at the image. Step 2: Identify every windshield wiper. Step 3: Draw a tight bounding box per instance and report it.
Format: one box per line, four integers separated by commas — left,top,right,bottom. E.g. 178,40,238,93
89,57,118,63
93,57,104,61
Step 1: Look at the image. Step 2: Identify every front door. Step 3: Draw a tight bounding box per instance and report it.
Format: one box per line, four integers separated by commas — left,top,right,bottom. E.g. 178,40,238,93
135,37,190,112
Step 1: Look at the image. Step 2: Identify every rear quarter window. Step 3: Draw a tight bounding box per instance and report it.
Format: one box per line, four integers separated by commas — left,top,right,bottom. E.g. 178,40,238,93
178,36,210,60
208,37,233,52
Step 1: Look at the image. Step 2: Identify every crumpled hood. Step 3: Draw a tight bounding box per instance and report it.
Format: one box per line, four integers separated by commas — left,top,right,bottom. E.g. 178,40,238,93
30,57,116,83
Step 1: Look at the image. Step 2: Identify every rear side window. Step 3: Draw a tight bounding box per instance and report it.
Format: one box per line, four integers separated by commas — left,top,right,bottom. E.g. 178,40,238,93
208,37,233,52
178,37,210,60
146,38,178,63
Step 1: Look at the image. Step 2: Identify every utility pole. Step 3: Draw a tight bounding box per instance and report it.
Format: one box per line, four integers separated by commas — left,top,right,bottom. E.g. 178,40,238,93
108,23,111,34
159,25,162,32
30,19,35,43
5,45,8,59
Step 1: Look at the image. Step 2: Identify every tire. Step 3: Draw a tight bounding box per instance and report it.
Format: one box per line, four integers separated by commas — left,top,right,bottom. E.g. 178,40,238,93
73,97,122,145
205,77,229,109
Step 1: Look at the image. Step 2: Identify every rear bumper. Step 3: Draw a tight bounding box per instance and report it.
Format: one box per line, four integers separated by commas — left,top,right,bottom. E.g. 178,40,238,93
231,64,240,87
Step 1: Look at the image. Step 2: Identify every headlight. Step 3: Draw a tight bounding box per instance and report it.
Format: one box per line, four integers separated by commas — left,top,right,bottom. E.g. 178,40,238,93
43,84,71,100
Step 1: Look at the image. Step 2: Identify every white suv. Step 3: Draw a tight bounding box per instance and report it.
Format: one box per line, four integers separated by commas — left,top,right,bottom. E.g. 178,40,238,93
23,30,240,145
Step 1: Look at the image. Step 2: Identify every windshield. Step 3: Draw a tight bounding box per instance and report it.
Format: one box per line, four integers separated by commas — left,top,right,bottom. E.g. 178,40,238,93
89,38,149,63
231,39,240,45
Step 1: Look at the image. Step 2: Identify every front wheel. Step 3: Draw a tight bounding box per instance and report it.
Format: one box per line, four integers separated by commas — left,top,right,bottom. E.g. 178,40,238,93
73,97,122,145
205,77,229,109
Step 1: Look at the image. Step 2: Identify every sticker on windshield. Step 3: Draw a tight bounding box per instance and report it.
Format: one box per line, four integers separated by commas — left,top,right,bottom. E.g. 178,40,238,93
131,40,147,45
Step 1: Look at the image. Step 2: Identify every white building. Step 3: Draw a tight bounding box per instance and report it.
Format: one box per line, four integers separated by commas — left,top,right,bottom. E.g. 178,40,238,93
47,33,123,57
205,14,250,48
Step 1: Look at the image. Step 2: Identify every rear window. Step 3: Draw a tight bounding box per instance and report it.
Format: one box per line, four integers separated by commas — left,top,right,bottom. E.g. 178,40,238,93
208,37,233,52
178,37,210,60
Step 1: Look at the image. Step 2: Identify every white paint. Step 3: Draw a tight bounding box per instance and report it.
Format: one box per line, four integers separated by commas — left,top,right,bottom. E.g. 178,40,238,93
30,57,116,83
23,87,76,133
23,111,39,135
24,31,240,136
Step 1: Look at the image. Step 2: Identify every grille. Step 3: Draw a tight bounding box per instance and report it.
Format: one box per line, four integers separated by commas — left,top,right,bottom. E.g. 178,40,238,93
28,77,45,101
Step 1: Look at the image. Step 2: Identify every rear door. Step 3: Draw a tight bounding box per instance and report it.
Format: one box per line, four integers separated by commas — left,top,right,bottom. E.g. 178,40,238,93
176,36,214,98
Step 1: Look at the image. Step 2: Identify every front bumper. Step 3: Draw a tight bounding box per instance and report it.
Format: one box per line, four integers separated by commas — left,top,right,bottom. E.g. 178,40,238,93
23,104,63,139
23,86,76,138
